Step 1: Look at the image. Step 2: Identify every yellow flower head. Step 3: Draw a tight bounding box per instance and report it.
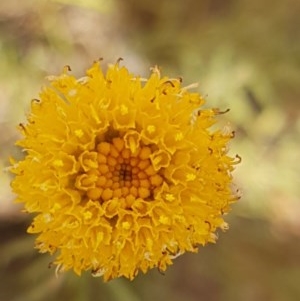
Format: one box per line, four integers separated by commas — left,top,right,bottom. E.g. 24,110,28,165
10,60,240,281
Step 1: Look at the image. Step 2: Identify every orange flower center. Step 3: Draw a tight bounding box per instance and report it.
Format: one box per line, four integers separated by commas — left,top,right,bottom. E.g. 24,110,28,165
75,135,163,205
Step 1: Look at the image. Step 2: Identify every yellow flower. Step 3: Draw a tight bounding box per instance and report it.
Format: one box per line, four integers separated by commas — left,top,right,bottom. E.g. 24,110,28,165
10,60,240,281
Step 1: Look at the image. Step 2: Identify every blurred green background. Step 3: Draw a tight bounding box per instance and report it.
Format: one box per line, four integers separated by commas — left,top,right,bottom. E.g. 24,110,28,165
1,0,299,300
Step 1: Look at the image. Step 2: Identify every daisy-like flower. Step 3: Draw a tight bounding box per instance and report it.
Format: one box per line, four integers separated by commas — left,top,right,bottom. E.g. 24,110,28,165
10,59,240,281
